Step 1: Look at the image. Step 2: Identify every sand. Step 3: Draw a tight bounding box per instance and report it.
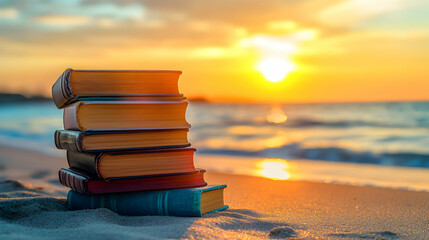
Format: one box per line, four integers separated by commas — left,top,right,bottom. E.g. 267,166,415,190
1,145,428,239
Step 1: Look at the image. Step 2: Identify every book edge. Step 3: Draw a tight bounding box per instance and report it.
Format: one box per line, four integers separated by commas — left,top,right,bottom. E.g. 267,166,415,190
55,130,84,151
102,147,196,156
75,100,189,105
82,144,192,153
202,205,229,216
201,184,228,193
71,70,182,74
52,68,74,109
55,129,191,153
63,167,206,180
83,125,192,132
63,102,83,131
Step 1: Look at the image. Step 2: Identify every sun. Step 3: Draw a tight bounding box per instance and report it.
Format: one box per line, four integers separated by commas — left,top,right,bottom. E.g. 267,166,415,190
257,57,295,83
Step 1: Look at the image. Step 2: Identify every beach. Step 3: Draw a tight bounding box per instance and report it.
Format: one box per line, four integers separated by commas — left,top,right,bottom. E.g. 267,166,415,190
1,145,428,239
1,0,429,238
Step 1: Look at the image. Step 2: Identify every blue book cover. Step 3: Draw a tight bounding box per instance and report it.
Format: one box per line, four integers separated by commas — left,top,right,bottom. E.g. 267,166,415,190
67,185,228,217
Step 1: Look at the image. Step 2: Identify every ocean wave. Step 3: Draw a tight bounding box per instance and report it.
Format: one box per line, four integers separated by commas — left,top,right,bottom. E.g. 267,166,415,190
285,118,404,128
192,117,425,130
197,143,429,168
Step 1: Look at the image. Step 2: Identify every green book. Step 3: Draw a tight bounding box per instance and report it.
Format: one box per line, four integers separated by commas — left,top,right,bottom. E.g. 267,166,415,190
67,185,228,217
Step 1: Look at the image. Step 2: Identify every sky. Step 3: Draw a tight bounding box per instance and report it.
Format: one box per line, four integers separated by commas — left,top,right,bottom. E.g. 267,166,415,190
0,0,428,103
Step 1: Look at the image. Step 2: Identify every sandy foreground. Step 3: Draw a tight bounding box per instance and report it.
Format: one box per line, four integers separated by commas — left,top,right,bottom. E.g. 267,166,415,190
0,145,428,239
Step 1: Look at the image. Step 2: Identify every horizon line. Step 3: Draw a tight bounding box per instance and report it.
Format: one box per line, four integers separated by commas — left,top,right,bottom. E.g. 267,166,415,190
1,92,429,105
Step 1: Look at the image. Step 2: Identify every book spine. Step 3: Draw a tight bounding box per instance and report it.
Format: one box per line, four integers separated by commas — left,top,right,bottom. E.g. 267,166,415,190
58,168,89,194
67,188,203,217
63,102,83,131
67,151,102,179
52,68,74,109
54,130,84,152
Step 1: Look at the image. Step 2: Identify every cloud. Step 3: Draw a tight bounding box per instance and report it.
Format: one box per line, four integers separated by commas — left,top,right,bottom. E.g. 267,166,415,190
1,1,146,24
140,0,314,33
77,2,145,21
0,0,324,48
34,15,91,26
0,0,427,62
0,8,18,19
317,0,426,27
266,21,297,32
240,29,318,58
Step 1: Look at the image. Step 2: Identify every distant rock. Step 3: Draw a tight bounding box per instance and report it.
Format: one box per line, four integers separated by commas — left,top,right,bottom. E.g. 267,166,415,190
0,93,51,104
188,97,209,102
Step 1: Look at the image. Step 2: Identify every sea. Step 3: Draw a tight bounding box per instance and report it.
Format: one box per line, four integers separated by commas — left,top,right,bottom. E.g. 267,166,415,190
1,101,429,191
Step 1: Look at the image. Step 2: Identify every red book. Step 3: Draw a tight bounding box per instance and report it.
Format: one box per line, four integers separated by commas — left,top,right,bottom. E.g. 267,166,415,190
59,168,207,194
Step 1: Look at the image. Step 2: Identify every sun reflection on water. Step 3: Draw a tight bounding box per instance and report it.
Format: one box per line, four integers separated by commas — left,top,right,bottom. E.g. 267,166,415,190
258,158,290,180
266,106,287,124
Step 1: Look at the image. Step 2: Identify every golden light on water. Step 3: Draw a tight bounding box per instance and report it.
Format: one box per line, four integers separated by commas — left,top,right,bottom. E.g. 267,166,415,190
265,136,289,148
266,106,287,123
258,159,290,180
257,57,295,83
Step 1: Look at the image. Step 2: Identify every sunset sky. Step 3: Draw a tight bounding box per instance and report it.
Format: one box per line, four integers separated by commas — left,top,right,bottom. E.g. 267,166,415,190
0,0,428,103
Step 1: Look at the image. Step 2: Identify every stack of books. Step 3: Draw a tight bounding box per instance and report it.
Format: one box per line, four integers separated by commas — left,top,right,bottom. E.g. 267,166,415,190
52,69,228,217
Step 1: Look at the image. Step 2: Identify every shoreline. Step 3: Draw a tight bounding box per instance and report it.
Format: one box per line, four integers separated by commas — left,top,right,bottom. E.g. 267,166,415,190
196,153,429,192
1,143,429,192
1,145,429,239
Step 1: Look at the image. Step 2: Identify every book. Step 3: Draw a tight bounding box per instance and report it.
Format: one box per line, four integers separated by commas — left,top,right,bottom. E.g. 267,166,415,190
52,68,184,109
63,100,190,131
59,168,207,194
54,129,190,152
67,185,228,217
67,147,197,180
